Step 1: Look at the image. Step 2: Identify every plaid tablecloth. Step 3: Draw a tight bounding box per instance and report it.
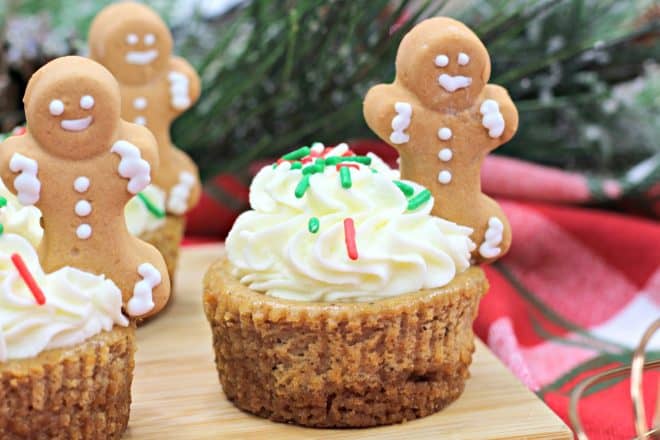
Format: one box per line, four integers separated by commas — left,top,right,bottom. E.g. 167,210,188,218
186,140,660,439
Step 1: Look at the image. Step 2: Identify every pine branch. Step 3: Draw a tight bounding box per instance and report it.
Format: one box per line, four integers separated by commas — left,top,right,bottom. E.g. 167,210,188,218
0,0,658,181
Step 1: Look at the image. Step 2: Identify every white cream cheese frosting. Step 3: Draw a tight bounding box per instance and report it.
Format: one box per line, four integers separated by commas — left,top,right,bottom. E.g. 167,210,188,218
0,233,128,361
0,178,43,247
125,184,167,236
226,143,475,302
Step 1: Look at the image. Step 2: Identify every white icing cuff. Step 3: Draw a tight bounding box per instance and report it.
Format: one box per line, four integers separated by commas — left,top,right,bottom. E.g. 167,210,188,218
111,140,152,195
9,153,40,206
480,99,505,138
127,263,161,316
479,216,504,259
168,71,191,110
167,172,196,215
390,102,412,144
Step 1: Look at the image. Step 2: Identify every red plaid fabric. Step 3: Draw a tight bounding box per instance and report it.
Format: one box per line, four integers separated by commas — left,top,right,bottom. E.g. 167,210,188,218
185,140,660,438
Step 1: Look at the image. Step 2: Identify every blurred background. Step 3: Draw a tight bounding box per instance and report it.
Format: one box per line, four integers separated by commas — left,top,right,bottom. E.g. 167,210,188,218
0,0,658,217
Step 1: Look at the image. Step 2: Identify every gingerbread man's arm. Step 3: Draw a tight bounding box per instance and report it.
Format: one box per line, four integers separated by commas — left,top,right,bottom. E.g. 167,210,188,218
112,122,160,195
167,57,201,116
0,135,44,206
363,83,420,152
479,84,518,148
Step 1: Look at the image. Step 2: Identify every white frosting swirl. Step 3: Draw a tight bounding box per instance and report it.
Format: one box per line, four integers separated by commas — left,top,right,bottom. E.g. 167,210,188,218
0,177,43,247
226,144,474,302
0,233,128,361
125,184,167,236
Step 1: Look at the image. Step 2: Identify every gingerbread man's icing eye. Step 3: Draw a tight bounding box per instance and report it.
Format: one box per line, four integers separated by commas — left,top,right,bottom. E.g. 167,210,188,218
434,55,449,67
144,34,156,46
126,34,139,45
457,52,470,65
80,95,95,110
49,99,64,116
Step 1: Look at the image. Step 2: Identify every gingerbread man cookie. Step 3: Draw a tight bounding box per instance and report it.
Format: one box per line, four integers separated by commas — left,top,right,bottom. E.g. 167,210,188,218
363,17,518,263
0,56,170,318
89,2,202,215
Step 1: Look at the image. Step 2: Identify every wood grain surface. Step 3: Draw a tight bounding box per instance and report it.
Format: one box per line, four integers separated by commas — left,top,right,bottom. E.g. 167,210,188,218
124,244,572,439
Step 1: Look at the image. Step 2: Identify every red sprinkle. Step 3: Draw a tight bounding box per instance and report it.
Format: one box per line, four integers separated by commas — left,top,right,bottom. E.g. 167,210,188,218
341,150,355,157
301,156,314,164
336,163,360,171
13,127,27,136
11,254,46,305
343,218,358,260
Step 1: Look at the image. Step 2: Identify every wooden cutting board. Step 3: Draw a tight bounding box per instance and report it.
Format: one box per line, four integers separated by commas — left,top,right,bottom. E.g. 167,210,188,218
125,244,572,439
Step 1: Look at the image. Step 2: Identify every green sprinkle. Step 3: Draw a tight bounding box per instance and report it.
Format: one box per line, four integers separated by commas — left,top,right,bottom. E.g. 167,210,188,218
137,193,166,219
394,180,414,197
339,166,352,189
371,168,378,173
315,158,325,171
407,189,432,211
282,146,311,161
0,196,6,208
295,175,310,198
325,156,372,166
290,161,302,170
308,217,320,233
302,164,323,175
0,224,3,235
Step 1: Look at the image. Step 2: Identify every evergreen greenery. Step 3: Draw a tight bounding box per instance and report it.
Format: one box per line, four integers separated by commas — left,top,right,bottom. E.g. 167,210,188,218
1,0,658,182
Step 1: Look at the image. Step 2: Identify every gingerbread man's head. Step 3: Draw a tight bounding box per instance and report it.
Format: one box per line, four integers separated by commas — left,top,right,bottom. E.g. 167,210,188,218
396,17,491,111
89,2,173,85
24,56,120,160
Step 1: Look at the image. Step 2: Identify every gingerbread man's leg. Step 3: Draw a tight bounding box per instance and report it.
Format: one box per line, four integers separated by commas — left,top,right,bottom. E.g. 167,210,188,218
124,237,171,319
167,148,201,214
473,195,511,263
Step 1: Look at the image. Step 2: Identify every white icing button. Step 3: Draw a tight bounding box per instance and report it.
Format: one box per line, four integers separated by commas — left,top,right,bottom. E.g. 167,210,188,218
438,170,452,184
49,99,64,116
457,52,470,65
144,33,156,46
133,97,147,110
76,224,92,240
438,127,452,140
134,116,147,126
438,148,453,162
126,33,138,45
434,54,449,67
74,176,90,193
75,200,92,217
80,95,95,110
